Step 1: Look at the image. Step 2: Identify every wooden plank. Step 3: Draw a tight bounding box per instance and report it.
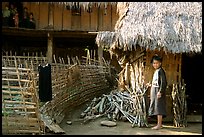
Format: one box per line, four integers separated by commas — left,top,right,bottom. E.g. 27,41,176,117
90,6,98,31
81,8,90,31
63,6,71,30
53,4,63,30
103,4,112,30
39,2,48,29
41,115,65,134
2,129,41,134
111,4,118,30
71,14,81,30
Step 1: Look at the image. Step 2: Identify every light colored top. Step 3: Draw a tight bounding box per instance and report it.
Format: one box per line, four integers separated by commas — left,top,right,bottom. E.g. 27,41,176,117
3,9,10,18
152,68,161,87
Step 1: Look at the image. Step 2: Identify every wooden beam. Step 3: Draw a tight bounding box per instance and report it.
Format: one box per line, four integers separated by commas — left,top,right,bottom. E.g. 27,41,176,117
47,32,53,63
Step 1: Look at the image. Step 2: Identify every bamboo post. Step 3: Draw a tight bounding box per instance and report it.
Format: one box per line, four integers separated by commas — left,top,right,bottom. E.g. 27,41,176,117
88,50,91,65
86,50,90,65
47,32,53,64
76,56,81,65
98,46,103,66
59,57,62,64
93,50,96,65
67,55,71,65
40,52,43,57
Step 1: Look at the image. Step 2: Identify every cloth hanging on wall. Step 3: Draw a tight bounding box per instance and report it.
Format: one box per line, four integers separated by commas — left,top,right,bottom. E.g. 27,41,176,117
38,64,52,102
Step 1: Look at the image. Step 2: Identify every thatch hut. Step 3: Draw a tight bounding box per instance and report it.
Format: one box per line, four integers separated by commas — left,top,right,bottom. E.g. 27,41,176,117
96,2,202,120
96,2,202,90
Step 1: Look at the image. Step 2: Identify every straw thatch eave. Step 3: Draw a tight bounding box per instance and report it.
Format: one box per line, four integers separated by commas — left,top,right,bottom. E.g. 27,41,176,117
35,2,117,11
96,2,202,54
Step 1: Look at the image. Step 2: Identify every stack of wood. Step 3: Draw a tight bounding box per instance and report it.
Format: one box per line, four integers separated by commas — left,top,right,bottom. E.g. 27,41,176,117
80,87,148,128
171,81,187,127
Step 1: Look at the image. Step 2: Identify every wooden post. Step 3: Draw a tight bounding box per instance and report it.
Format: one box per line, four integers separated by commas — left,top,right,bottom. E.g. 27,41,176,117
47,32,53,63
48,3,54,27
98,46,103,66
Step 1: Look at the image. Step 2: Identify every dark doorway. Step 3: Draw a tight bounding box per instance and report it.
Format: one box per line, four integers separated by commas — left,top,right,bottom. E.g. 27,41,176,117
181,49,203,115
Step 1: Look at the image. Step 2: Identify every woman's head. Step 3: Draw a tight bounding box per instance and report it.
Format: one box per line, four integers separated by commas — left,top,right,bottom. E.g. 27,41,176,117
151,54,162,69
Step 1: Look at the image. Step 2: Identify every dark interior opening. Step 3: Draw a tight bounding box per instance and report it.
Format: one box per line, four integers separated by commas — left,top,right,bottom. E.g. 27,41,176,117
2,35,47,56
54,37,97,61
181,49,203,115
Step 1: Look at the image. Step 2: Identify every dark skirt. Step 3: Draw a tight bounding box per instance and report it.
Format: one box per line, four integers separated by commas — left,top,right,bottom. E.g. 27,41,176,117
148,87,166,118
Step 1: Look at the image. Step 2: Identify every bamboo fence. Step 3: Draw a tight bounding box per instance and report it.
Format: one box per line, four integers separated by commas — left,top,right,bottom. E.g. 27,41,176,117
2,50,114,134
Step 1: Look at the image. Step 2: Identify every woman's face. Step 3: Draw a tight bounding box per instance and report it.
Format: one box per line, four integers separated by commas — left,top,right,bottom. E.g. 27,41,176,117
152,60,161,69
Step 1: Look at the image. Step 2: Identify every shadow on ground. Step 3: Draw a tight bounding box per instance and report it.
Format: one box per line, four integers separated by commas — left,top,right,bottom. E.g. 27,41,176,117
57,103,202,135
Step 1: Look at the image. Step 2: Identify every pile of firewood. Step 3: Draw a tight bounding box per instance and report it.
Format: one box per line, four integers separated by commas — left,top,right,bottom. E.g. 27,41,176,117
80,87,148,128
171,81,187,127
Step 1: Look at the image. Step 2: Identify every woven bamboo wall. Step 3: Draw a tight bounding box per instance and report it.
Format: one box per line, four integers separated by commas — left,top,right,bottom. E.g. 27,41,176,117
144,50,182,88
40,57,112,124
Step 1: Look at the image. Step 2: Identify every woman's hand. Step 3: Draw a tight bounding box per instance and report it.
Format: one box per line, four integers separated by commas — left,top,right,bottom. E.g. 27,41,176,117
157,92,161,98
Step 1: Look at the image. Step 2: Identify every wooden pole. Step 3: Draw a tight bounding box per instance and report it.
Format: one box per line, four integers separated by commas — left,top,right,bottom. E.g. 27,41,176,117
48,3,54,28
47,32,53,64
98,46,103,66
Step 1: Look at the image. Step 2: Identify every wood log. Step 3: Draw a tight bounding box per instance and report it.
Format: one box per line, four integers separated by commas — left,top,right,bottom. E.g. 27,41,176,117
99,96,106,114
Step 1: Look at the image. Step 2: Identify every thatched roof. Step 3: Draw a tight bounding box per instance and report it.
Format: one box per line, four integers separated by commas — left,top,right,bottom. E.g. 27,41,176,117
96,2,202,54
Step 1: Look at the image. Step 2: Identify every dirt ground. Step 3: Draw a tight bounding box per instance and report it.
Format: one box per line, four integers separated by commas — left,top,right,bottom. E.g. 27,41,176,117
57,104,202,135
